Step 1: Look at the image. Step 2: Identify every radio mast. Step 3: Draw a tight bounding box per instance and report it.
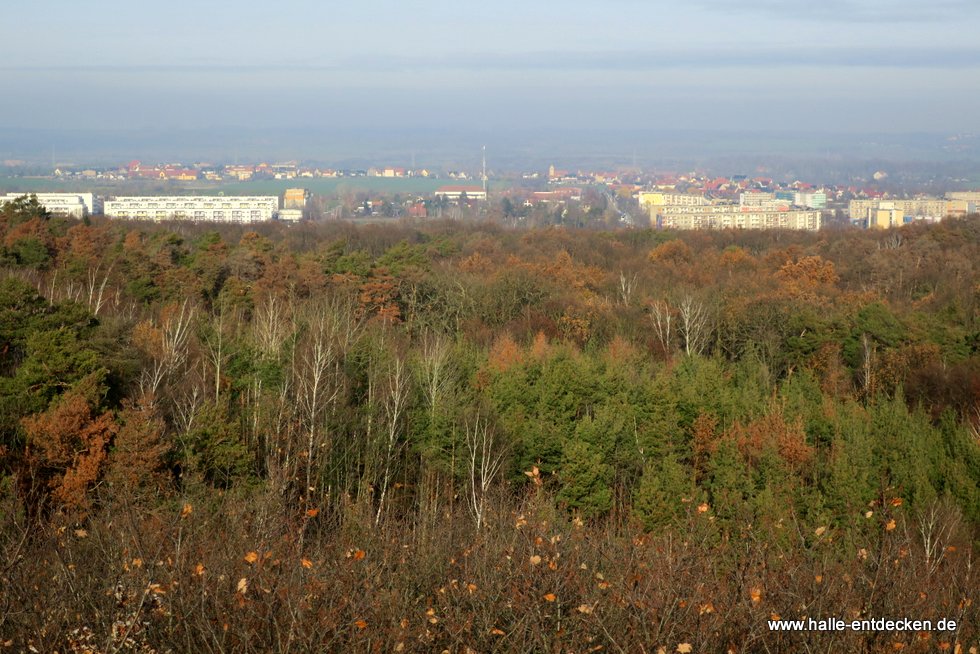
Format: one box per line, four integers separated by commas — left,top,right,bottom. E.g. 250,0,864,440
482,145,487,198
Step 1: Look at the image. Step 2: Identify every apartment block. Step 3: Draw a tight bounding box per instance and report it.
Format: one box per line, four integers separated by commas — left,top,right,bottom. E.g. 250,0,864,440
1,192,98,218
104,196,279,223
654,204,821,231
849,198,948,225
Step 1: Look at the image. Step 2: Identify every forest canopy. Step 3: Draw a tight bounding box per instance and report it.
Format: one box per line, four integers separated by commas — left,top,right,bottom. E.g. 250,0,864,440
1,198,979,652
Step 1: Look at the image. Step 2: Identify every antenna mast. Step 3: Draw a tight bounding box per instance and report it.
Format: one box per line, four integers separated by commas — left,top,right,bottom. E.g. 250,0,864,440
482,145,487,198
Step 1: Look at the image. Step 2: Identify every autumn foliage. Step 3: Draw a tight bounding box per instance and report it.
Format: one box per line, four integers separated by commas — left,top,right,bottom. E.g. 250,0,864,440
1,199,979,652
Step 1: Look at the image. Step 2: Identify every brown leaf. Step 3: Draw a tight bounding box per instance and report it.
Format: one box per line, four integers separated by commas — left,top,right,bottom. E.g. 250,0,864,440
543,593,557,602
243,551,259,564
236,577,248,594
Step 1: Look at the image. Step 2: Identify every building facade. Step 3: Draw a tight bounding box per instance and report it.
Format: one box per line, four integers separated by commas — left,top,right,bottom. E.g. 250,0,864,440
1,192,98,218
104,196,279,223
849,198,948,224
434,185,486,201
638,192,708,209
654,204,821,231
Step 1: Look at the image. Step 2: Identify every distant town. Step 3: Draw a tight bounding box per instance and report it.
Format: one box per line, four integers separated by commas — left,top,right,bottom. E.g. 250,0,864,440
2,158,978,232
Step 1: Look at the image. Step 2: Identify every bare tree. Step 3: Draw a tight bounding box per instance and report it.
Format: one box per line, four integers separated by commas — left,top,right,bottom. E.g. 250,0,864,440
860,333,876,397
913,498,962,576
252,295,292,359
618,271,638,307
85,259,115,317
416,332,454,421
649,299,674,355
295,305,346,506
138,300,195,404
465,415,505,531
374,356,410,526
678,294,709,356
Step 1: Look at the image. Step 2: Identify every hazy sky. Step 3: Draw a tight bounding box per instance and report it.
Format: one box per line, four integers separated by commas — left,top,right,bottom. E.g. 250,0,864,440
2,0,979,133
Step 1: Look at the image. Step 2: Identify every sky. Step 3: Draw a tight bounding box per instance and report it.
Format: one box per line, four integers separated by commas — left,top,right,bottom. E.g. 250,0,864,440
1,0,979,136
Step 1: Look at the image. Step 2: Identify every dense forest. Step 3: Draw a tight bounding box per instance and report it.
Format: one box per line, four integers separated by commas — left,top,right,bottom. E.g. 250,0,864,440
1,195,979,652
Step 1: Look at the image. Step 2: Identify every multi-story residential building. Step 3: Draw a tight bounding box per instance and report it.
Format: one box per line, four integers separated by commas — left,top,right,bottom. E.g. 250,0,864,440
794,191,827,209
653,204,821,231
638,192,707,209
1,192,98,218
103,196,279,223
283,188,309,210
946,191,980,216
739,191,775,206
849,198,948,224
434,185,487,201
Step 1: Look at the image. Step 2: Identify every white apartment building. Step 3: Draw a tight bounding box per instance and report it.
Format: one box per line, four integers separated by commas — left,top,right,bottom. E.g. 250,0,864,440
103,196,279,223
1,192,98,218
654,204,821,231
739,191,776,206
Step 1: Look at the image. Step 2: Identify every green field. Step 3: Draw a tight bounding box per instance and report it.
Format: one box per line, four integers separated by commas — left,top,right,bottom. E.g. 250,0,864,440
0,176,450,197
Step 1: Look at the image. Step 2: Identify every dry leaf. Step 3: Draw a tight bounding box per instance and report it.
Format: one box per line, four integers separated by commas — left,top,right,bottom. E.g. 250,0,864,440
543,593,557,602
750,587,762,604
466,583,477,594
697,503,709,514
301,558,313,569
815,575,823,584
194,563,205,576
354,619,368,630
306,507,319,518
529,555,542,566
865,510,874,519
236,577,248,594
815,526,827,537
491,628,506,636
353,549,366,561
699,603,715,615
181,503,193,518
74,529,88,538
243,551,259,564
577,604,594,614
677,644,693,653
885,519,897,531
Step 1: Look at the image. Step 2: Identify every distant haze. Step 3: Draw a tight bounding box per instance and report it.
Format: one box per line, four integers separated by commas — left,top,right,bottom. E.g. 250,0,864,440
2,0,979,161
